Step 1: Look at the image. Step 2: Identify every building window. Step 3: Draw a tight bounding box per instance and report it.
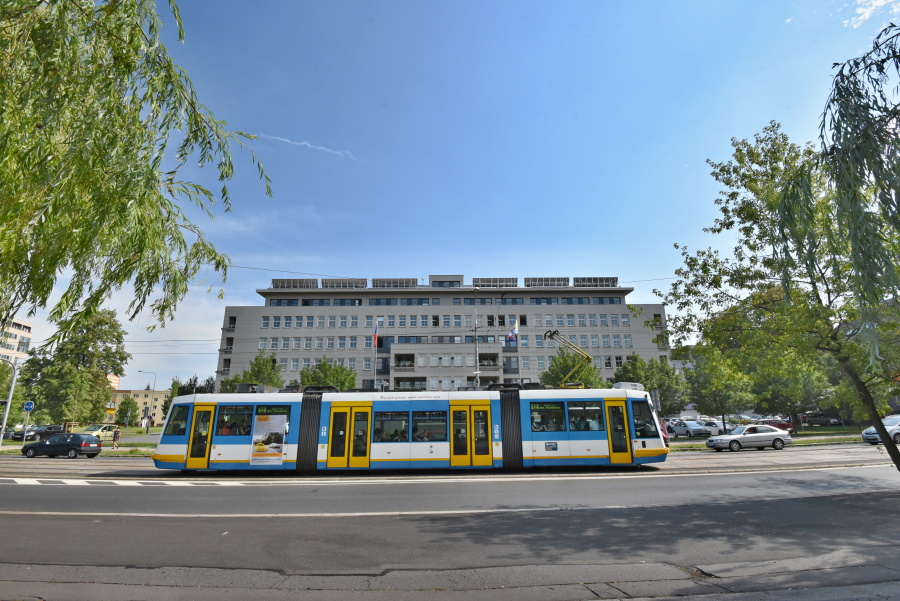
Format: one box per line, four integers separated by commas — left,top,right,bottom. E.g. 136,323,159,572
621,314,630,327
364,357,372,371
591,335,599,347
410,315,417,327
624,334,632,347
293,337,301,350
328,316,336,328
599,314,608,327
315,337,324,349
522,356,530,369
365,316,373,328
604,355,612,368
304,337,312,350
270,337,278,350
351,316,359,328
306,316,314,328
348,358,356,370
290,358,299,371
339,336,346,349
520,335,528,347
303,358,311,369
578,314,586,327
535,335,543,348
295,316,303,328
602,335,610,347
284,316,292,328
536,356,545,369
350,336,358,349
556,314,564,327
327,337,335,349
273,316,281,328
258,338,267,350
567,315,575,327
589,314,597,327
610,314,619,327
615,355,624,368
613,335,621,347
261,316,270,328
454,315,461,327
579,335,588,347
317,316,325,328
399,315,406,327
365,336,373,349
282,337,290,350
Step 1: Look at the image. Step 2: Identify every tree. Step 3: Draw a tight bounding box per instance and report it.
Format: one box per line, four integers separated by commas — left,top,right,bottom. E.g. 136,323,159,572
115,395,139,427
0,0,271,342
299,357,358,390
684,345,753,425
539,348,606,389
614,355,689,417
776,25,900,461
20,309,130,425
660,122,900,469
219,351,284,392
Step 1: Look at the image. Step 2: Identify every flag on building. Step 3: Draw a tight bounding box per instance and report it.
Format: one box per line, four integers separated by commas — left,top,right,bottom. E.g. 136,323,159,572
373,324,379,348
507,317,518,341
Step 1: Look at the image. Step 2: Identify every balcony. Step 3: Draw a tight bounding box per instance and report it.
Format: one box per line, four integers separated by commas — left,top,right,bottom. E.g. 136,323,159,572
219,346,233,353
224,324,236,331
501,344,518,353
376,367,391,376
503,366,520,374
216,367,231,375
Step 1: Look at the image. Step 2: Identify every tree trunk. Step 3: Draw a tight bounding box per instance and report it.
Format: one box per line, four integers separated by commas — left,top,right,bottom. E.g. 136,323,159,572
837,355,900,471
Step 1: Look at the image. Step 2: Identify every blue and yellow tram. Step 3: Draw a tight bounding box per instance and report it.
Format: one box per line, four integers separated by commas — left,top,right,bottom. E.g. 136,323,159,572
152,385,668,472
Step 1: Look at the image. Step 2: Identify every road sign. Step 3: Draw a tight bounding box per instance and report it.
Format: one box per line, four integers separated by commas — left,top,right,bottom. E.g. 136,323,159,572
106,409,115,415
23,401,34,412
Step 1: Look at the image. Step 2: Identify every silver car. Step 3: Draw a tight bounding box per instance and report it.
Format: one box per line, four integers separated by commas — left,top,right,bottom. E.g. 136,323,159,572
672,420,711,438
706,424,792,452
861,415,900,445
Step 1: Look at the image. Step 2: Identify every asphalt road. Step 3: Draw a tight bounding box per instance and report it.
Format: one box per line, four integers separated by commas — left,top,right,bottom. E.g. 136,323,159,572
0,444,899,600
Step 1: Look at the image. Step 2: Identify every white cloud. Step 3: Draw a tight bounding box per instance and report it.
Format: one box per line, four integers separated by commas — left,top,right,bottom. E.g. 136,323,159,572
258,134,360,160
845,0,900,28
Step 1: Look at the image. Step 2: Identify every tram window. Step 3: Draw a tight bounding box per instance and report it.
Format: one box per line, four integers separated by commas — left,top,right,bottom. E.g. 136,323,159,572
568,401,604,431
412,411,447,441
164,405,190,436
216,405,253,435
632,401,659,438
373,411,408,442
530,402,566,432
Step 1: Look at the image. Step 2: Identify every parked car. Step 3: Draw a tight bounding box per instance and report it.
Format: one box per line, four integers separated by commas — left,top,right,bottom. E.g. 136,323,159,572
702,420,736,435
672,420,711,438
706,424,792,452
21,433,102,459
861,415,900,445
81,423,117,441
12,424,64,441
804,413,841,426
756,419,795,434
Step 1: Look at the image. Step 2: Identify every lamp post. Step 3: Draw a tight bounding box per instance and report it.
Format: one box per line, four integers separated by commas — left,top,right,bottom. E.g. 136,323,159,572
0,357,19,448
138,370,156,434
473,287,480,389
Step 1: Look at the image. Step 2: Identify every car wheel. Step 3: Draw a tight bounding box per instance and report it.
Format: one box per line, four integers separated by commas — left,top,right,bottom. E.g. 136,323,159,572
24,447,36,458
729,440,741,452
66,449,78,459
869,442,880,445
773,438,785,450
87,453,98,458
717,430,724,435
714,448,723,452
893,433,900,445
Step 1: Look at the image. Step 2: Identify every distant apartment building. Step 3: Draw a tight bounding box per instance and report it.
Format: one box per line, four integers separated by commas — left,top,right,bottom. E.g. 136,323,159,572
110,389,170,427
1,318,33,365
215,275,669,391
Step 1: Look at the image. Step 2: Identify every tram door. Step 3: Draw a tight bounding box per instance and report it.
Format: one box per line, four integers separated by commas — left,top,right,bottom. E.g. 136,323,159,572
326,404,371,469
605,401,633,464
185,404,215,469
450,404,492,467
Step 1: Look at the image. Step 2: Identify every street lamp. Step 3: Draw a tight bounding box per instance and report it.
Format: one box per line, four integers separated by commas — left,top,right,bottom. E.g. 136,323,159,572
0,357,19,448
473,287,480,389
137,370,157,434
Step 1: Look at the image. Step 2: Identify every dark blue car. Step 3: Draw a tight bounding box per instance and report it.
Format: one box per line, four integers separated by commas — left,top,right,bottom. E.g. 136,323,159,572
22,433,102,459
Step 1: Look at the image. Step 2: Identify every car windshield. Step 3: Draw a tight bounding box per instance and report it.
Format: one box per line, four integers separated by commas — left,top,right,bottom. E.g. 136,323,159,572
730,426,747,435
882,416,900,426
84,425,101,431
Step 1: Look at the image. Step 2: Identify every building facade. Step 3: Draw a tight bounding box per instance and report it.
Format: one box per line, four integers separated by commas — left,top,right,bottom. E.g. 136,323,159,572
110,389,170,427
1,318,33,365
215,275,669,391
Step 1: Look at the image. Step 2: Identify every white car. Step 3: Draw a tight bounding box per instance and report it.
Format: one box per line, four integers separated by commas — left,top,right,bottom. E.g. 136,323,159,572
703,420,736,435
861,415,900,445
706,424,792,452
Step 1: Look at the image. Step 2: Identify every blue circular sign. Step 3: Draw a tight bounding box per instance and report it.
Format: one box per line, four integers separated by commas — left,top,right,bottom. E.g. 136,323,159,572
23,401,34,412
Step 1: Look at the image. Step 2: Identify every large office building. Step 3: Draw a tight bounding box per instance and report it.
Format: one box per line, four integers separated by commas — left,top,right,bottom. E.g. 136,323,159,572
215,275,669,391
1,317,33,366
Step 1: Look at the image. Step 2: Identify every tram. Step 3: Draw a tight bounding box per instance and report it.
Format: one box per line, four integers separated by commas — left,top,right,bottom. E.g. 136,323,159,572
151,384,668,472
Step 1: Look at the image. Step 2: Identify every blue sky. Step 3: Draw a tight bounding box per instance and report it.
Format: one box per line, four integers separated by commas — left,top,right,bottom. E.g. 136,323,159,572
25,0,900,390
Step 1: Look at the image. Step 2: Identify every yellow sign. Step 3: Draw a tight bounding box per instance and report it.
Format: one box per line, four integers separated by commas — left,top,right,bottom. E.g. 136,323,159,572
106,409,115,415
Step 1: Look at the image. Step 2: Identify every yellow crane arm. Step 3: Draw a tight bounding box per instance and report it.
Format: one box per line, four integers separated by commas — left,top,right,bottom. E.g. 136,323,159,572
544,329,593,388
